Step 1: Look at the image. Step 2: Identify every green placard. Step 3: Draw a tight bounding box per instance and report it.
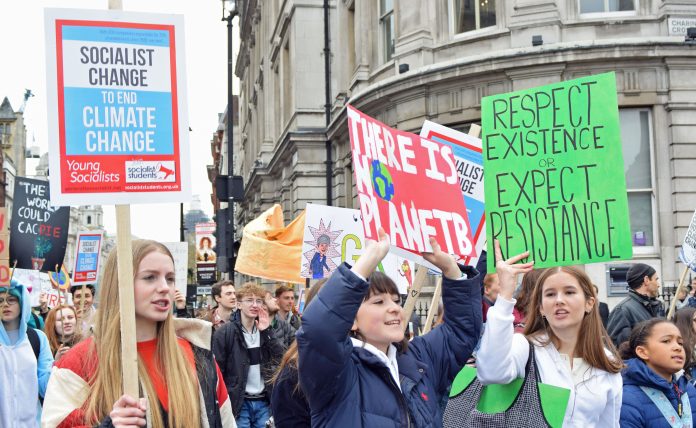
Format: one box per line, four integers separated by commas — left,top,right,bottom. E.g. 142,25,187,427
482,72,632,271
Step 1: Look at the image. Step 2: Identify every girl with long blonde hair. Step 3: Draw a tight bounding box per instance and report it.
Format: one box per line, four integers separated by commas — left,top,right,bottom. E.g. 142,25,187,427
41,240,235,428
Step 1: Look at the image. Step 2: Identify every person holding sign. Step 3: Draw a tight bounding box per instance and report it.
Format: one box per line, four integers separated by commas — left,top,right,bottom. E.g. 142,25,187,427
41,240,235,428
296,228,484,427
476,240,623,427
44,305,82,362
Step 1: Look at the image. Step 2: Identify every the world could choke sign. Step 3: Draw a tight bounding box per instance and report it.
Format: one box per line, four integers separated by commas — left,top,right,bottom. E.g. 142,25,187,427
347,105,476,264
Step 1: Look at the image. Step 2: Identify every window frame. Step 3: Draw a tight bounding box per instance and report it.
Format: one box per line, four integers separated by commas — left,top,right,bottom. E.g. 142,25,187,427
379,0,395,62
578,0,638,19
449,0,498,35
620,107,658,256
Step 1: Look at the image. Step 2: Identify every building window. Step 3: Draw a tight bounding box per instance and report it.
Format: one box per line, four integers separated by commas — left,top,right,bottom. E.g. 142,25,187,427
620,109,655,252
579,0,635,14
380,0,395,62
87,215,92,225
452,0,496,33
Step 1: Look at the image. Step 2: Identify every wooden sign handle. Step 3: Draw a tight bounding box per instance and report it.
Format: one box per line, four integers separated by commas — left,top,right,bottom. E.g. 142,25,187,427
115,205,138,397
423,277,443,334
667,266,691,320
402,267,428,326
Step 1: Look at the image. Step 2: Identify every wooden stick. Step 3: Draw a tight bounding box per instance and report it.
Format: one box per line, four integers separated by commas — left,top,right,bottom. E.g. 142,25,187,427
402,266,428,325
423,277,443,334
115,205,138,397
667,266,691,320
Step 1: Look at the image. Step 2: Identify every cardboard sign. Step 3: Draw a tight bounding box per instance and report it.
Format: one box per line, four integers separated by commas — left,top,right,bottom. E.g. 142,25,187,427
420,121,485,267
14,268,69,308
300,204,414,294
482,72,632,270
347,106,476,268
0,208,10,287
680,210,696,272
9,177,70,272
44,8,191,205
163,241,188,295
72,230,103,285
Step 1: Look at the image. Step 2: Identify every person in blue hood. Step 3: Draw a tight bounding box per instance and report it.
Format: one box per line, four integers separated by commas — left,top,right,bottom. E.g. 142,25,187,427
0,279,54,427
620,318,696,427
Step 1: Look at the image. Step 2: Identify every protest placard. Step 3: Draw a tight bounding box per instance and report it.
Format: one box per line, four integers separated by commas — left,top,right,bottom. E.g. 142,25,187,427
72,230,103,284
347,106,476,268
420,121,485,267
300,204,414,294
0,208,9,287
9,177,70,272
163,241,189,296
45,8,191,206
680,210,696,272
14,268,66,308
195,222,217,285
482,72,632,270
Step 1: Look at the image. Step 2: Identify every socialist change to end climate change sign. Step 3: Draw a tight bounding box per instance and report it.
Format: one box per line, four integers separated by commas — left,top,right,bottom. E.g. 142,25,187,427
44,8,191,205
481,72,632,270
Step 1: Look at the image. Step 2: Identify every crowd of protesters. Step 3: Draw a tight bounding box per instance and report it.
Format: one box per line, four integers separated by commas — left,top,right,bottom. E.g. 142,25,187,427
3,232,696,427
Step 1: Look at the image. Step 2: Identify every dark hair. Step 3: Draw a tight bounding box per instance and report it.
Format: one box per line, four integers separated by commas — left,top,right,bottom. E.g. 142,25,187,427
673,307,696,370
211,280,234,301
619,318,681,361
349,271,409,352
514,268,546,316
275,284,294,299
70,284,95,296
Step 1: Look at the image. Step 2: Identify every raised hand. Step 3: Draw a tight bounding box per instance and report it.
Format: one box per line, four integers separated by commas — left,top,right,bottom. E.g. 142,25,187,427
422,238,461,280
351,227,391,279
256,305,271,332
174,290,186,310
494,239,534,300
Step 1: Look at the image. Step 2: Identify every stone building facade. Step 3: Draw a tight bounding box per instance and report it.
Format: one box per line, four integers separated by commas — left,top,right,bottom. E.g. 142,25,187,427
231,0,696,307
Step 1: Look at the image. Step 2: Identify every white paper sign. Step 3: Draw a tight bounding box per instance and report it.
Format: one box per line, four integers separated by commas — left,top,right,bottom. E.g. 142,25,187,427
680,210,696,272
301,204,415,294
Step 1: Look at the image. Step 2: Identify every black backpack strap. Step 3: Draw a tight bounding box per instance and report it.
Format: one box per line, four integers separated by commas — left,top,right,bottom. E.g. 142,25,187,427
27,327,40,360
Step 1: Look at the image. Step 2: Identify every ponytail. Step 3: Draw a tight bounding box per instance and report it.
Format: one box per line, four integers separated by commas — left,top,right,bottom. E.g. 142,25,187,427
620,318,673,361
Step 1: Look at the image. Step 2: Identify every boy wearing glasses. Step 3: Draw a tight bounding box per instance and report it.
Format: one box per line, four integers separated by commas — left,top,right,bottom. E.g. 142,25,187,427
1,280,54,427
213,282,285,428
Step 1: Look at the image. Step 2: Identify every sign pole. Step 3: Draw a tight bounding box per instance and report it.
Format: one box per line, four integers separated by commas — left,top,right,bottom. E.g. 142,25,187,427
115,205,138,397
422,277,443,334
105,0,138,400
402,267,428,327
667,266,690,320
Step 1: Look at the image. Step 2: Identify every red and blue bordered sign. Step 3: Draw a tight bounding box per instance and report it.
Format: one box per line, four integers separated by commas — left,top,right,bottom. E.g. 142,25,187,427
45,9,191,205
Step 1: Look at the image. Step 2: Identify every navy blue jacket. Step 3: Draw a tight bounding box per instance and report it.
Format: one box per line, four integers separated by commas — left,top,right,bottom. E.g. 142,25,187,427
621,357,696,427
297,261,483,428
271,364,311,428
